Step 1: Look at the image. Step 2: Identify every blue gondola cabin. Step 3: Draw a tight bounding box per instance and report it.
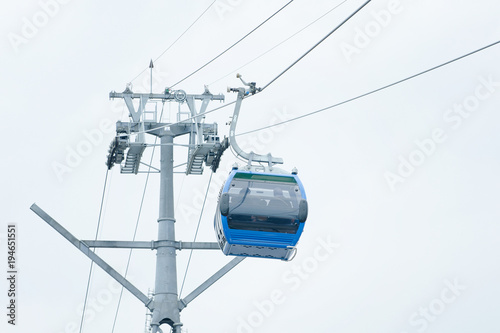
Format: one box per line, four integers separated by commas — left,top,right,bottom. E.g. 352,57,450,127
214,169,308,260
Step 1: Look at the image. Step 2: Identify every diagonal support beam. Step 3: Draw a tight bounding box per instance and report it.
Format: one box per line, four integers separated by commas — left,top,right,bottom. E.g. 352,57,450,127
30,203,153,310
178,257,245,311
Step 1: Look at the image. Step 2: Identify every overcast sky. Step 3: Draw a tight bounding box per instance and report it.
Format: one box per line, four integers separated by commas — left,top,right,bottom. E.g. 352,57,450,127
2,0,500,332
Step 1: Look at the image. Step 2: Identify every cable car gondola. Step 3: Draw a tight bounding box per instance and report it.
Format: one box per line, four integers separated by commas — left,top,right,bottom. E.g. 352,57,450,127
215,168,308,260
213,75,309,260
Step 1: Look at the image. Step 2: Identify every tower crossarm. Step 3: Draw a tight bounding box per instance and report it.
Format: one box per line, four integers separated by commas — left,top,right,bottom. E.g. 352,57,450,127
109,89,224,122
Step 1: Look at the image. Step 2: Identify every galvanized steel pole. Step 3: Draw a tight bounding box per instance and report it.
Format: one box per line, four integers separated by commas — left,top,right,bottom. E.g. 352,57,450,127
151,134,182,333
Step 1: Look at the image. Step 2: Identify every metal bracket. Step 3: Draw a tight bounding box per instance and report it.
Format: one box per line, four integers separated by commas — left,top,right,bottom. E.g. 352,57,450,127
210,137,229,172
228,78,283,165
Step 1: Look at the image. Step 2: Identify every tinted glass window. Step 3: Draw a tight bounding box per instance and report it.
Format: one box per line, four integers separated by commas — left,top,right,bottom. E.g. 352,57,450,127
227,178,302,233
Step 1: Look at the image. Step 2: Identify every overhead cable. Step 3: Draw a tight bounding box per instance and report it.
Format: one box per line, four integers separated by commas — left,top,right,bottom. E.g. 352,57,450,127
79,169,110,333
111,103,166,333
208,0,348,86
129,0,217,83
237,39,500,136
261,0,372,91
170,0,295,88
117,0,371,138
179,172,214,298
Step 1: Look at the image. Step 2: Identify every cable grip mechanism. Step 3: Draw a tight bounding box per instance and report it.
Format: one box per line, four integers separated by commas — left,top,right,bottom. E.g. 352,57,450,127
228,73,262,95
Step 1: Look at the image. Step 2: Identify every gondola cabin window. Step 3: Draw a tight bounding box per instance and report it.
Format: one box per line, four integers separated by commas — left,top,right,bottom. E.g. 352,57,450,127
226,174,302,234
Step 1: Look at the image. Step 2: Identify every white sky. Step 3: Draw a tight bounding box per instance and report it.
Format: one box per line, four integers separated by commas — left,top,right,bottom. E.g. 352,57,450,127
2,0,500,332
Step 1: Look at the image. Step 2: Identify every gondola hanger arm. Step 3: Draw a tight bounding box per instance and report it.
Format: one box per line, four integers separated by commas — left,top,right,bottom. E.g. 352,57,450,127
227,74,283,168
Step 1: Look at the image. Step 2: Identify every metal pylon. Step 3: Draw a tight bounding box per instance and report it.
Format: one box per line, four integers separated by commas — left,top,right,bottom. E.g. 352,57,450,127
31,86,246,333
